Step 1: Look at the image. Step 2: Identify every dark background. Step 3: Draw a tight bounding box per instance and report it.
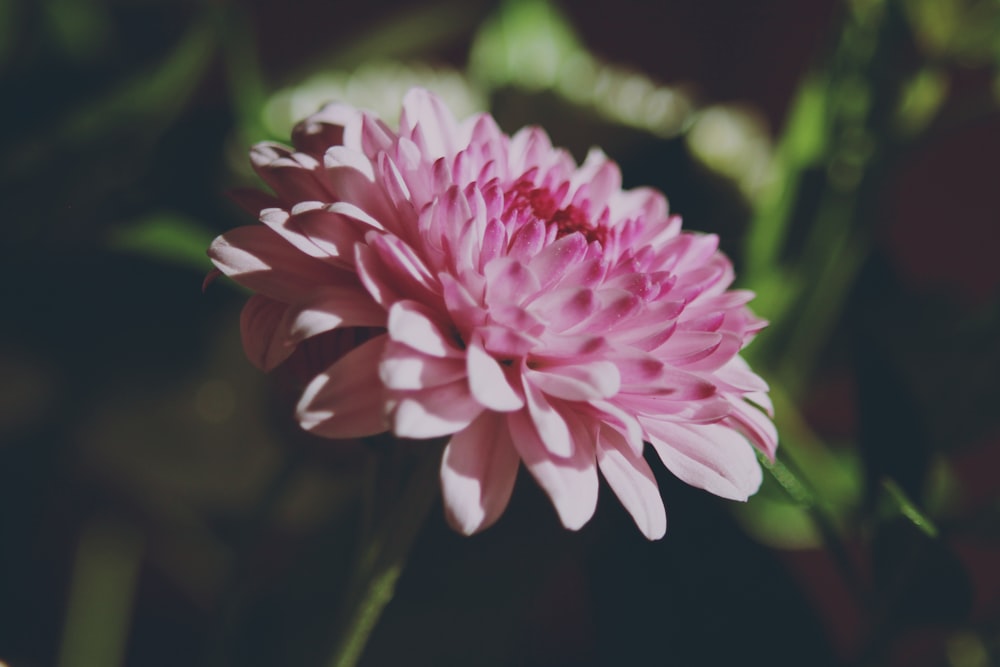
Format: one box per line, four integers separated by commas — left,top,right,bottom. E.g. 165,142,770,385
2,0,1000,665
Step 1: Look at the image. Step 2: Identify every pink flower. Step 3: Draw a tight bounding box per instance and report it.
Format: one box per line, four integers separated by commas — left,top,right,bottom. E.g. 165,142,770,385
209,88,776,539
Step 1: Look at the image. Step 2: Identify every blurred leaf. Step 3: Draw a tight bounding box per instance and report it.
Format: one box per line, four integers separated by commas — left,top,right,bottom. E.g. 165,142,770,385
744,76,829,285
733,491,822,549
894,68,949,137
903,0,1000,64
61,17,213,141
2,14,214,178
879,477,938,538
470,0,694,139
57,518,143,667
303,1,489,77
108,213,216,272
42,0,110,62
946,632,991,667
469,0,585,91
0,0,18,70
783,75,831,167
214,5,268,143
686,104,775,201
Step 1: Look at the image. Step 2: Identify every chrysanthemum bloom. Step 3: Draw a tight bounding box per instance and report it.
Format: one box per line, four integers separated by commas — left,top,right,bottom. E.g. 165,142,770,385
209,88,776,540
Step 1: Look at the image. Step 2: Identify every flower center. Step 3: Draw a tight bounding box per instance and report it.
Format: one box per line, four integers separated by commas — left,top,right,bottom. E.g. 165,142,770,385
503,178,605,245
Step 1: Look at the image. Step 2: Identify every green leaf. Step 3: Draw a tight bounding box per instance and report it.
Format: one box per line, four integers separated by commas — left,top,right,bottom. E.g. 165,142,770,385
879,477,938,538
894,68,948,137
57,518,143,667
108,213,216,273
468,0,585,91
782,75,830,167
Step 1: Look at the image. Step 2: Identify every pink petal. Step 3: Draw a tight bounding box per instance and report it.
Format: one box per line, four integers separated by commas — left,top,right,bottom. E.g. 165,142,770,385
597,427,667,540
725,398,778,460
714,356,770,394
507,408,598,530
439,272,486,334
478,324,541,358
484,257,540,306
287,205,367,269
528,287,597,332
240,294,293,371
467,338,524,411
389,379,484,438
587,400,644,456
523,379,573,458
290,102,358,154
250,143,330,202
642,419,763,501
379,340,467,390
400,88,461,160
525,360,621,401
440,412,521,534
283,285,386,344
357,114,397,157
387,300,461,357
507,220,546,262
208,225,348,303
296,335,390,438
259,207,329,260
354,239,437,309
566,289,641,335
528,232,588,291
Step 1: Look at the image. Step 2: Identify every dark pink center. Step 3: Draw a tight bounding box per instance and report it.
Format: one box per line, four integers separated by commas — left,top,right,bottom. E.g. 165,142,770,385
503,178,605,245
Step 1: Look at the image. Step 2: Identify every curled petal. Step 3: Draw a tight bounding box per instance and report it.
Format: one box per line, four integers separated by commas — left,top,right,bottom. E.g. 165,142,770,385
725,398,779,460
642,419,763,501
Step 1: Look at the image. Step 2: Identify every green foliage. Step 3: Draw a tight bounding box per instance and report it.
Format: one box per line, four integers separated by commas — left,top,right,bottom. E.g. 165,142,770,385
109,213,217,273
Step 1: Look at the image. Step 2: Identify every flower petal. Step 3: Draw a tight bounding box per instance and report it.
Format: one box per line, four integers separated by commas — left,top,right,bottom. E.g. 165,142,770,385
283,285,387,344
597,427,666,540
523,379,573,458
467,338,524,411
507,408,598,530
296,335,390,438
389,379,484,438
525,360,620,401
642,419,763,501
400,87,461,160
441,412,520,534
387,300,461,357
240,294,293,371
379,341,466,390
209,225,351,302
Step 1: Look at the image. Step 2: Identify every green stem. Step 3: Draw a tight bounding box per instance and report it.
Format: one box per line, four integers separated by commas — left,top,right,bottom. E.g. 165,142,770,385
327,444,442,667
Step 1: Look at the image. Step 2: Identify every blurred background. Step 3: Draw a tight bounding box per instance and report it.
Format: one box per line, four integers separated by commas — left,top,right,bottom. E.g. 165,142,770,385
2,0,1000,665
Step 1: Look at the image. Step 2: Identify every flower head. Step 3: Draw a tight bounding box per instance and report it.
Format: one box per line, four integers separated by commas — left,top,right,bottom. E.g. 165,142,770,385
209,88,776,539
